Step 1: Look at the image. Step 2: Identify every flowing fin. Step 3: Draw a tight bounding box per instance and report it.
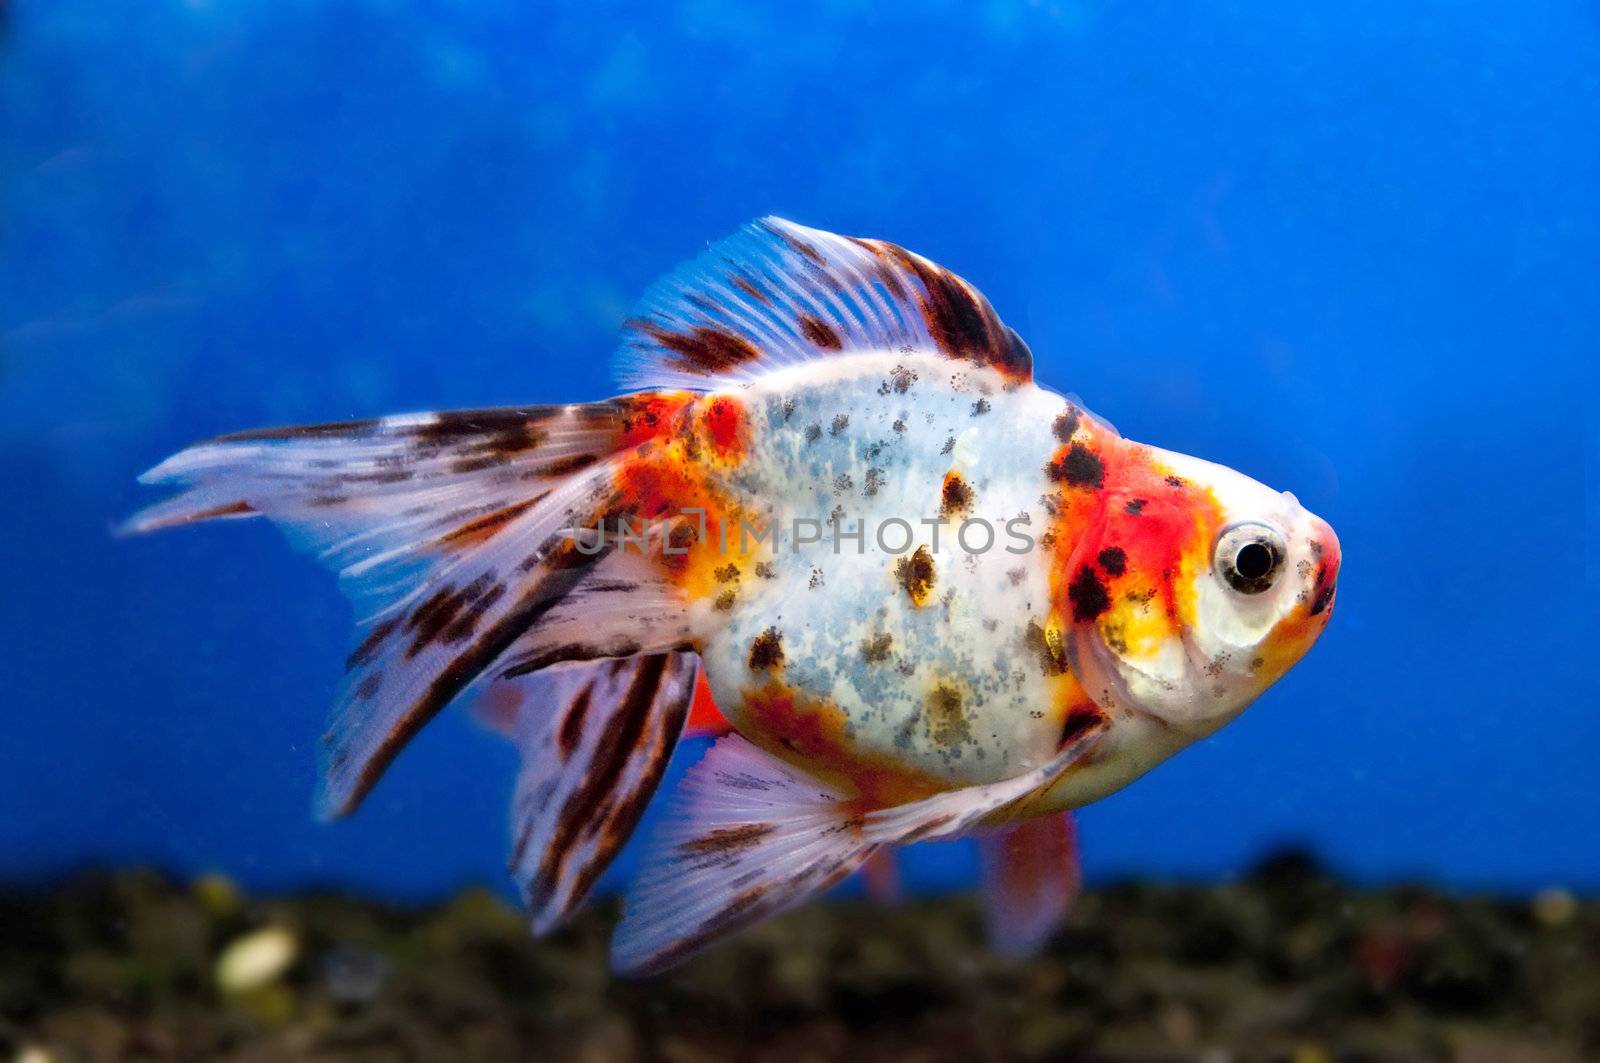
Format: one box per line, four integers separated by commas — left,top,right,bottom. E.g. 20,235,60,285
487,653,698,934
978,811,1081,956
124,399,693,817
610,734,873,976
859,849,904,903
122,401,680,611
491,547,698,680
616,217,1032,392
612,720,1107,975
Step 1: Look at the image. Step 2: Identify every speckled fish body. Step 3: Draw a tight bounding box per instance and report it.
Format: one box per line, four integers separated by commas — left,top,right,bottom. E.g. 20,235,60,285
127,218,1340,974
676,355,1142,808
646,349,1336,815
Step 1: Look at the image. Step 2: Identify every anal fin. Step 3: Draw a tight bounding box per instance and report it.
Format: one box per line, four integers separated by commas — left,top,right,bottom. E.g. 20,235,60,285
610,734,873,975
612,720,1107,975
495,653,699,934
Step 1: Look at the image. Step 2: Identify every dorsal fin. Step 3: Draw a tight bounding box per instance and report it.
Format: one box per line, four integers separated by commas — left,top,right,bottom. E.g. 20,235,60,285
616,217,1033,391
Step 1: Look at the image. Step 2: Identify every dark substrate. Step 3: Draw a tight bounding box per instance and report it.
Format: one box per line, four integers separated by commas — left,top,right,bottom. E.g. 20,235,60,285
1,852,1593,1062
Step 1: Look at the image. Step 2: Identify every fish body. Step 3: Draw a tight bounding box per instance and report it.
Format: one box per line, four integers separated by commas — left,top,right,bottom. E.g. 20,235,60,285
674,355,1175,810
127,218,1339,973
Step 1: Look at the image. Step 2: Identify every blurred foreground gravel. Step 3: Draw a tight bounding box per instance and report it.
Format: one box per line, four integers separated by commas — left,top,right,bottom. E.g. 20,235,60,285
1,852,1593,1062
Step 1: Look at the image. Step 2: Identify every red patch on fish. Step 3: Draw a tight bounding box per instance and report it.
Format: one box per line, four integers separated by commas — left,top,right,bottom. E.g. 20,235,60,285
698,396,750,460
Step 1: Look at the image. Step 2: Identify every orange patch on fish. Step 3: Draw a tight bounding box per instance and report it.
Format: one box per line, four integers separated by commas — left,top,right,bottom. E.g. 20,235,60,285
618,392,695,448
740,679,945,805
1253,580,1336,688
611,452,741,602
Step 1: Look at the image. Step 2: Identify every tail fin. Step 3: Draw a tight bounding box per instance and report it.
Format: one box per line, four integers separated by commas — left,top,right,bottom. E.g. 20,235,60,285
124,398,695,817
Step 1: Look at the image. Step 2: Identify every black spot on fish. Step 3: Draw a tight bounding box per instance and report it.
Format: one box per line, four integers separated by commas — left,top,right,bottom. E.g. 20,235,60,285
1068,564,1111,621
1310,571,1337,616
1052,406,1081,443
1024,620,1069,677
1047,443,1104,490
941,472,974,516
925,682,971,747
1098,547,1127,577
748,628,785,671
895,546,936,607
830,414,850,436
1124,498,1146,515
805,423,823,444
860,632,894,663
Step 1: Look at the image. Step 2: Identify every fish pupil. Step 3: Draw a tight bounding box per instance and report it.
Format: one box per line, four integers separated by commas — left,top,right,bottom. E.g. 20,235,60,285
1234,541,1275,581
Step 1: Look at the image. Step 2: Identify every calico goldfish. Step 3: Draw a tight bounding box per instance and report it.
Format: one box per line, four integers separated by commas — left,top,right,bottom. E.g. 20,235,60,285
126,219,1340,973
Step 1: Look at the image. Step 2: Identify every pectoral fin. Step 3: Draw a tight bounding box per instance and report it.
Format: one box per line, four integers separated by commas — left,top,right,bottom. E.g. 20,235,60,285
612,720,1107,975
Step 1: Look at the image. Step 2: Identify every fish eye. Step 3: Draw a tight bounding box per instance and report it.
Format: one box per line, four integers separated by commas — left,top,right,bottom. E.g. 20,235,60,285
1214,523,1285,595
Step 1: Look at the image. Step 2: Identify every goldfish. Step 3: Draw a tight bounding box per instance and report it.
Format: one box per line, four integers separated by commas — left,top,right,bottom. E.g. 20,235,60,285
126,218,1340,974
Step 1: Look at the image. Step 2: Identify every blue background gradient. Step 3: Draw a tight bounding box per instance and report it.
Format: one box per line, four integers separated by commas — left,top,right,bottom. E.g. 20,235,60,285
2,2,1594,897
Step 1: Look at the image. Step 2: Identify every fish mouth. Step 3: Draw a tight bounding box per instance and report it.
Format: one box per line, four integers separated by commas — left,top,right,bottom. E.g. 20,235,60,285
1306,515,1341,618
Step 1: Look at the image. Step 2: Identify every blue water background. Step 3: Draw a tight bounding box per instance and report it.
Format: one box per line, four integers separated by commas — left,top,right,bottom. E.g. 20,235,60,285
2,2,1594,898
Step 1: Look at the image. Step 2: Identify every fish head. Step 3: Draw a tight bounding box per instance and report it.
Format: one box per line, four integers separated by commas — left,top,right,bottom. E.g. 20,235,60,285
1065,443,1340,736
